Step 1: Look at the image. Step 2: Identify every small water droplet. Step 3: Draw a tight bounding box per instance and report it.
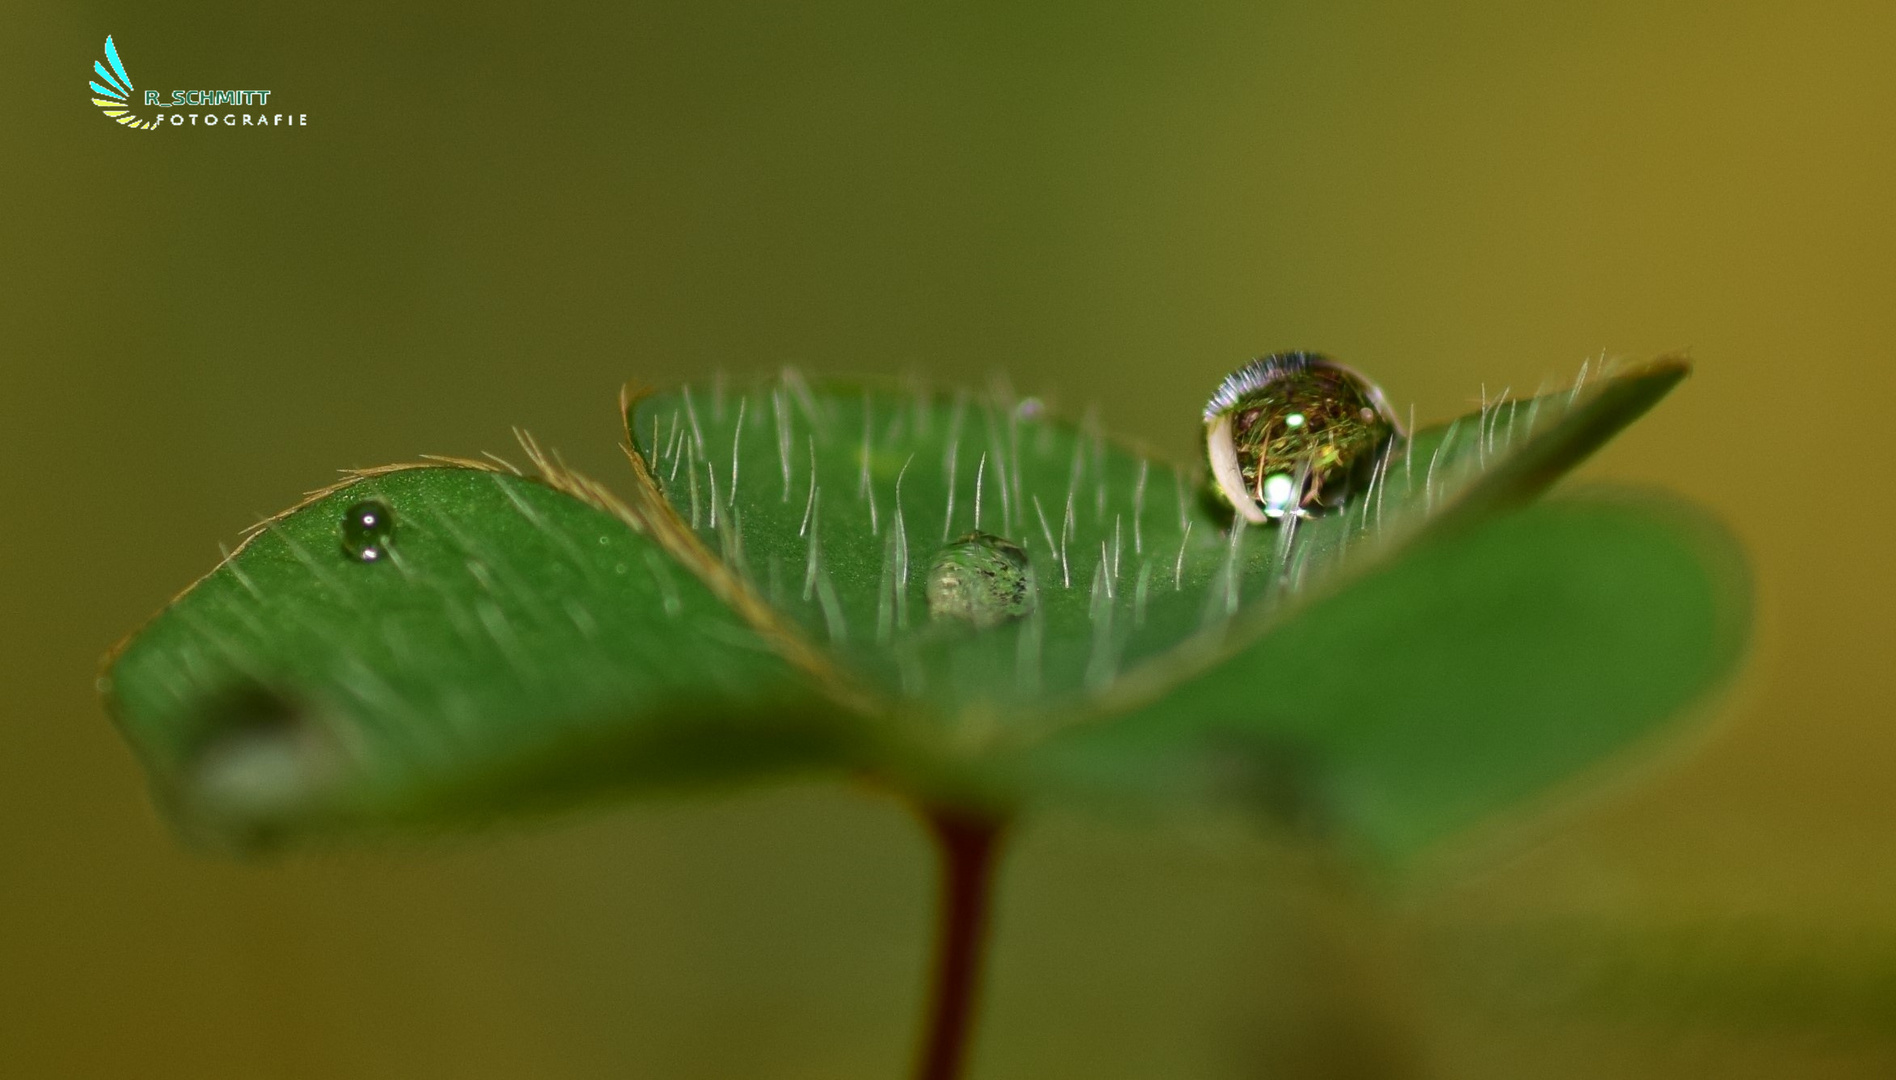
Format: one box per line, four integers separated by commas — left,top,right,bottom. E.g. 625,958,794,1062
1203,352,1399,524
340,499,395,563
926,531,1034,629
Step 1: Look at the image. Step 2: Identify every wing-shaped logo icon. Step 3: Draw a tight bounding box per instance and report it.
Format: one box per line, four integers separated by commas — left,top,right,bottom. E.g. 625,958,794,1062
90,36,159,130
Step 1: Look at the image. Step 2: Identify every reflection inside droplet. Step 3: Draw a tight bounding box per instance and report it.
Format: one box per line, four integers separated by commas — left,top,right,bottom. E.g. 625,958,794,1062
1261,473,1297,518
340,499,395,563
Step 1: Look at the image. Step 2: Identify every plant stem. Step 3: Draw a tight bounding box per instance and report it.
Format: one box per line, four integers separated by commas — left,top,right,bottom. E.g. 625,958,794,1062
913,807,1006,1080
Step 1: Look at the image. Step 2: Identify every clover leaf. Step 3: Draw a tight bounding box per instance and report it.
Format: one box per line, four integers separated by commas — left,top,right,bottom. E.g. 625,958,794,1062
99,357,1749,1080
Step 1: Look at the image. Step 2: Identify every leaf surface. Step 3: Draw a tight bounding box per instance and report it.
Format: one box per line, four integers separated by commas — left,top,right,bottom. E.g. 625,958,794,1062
103,357,1747,859
1020,490,1751,858
103,464,856,849
624,361,1696,741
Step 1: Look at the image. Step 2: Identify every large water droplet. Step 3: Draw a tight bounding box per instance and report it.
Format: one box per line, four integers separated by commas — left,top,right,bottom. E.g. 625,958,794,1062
1203,352,1400,524
926,532,1034,629
340,499,395,563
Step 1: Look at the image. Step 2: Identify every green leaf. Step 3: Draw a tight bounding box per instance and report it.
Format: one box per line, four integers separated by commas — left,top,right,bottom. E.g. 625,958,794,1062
1018,489,1751,859
627,375,1245,720
622,360,1696,737
103,356,1747,861
101,462,860,850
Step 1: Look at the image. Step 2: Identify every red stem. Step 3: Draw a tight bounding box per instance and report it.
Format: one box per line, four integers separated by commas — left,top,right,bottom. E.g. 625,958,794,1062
913,808,1006,1080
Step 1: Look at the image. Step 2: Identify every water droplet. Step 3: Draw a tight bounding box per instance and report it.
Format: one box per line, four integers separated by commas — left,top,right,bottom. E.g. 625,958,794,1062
340,499,395,563
926,532,1034,629
1203,352,1400,524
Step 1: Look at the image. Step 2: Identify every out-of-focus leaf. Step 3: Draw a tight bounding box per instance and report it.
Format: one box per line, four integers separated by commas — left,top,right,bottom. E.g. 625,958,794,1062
1020,490,1751,859
1423,918,1896,1037
102,463,859,850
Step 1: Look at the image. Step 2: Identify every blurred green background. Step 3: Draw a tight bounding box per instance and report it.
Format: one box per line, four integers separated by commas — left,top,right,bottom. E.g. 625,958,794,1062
6,1,1894,1076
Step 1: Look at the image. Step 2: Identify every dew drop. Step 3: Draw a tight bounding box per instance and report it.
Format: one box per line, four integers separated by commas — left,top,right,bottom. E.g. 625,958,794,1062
340,500,395,563
926,531,1034,629
1203,352,1400,524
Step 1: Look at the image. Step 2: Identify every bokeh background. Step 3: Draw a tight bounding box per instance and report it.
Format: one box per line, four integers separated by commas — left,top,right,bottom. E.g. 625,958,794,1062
6,1,1895,1076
